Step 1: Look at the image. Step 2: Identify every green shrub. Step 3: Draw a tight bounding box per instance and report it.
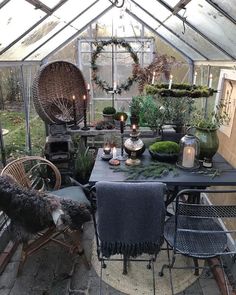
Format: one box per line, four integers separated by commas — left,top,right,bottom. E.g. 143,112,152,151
149,141,180,154
102,106,116,115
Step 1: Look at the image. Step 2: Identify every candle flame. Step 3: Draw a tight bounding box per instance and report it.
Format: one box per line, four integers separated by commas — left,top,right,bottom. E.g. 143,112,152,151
121,115,124,121
194,71,197,76
72,95,75,100
87,83,90,90
209,73,213,78
83,95,86,100
170,75,173,79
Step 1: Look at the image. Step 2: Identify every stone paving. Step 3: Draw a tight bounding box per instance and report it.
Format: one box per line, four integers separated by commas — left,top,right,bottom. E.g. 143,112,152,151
0,221,221,295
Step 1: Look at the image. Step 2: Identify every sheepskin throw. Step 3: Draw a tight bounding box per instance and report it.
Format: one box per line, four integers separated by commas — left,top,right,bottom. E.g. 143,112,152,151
95,181,166,257
0,175,91,242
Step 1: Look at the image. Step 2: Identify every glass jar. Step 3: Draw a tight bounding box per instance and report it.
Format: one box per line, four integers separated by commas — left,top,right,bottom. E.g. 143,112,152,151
177,134,200,170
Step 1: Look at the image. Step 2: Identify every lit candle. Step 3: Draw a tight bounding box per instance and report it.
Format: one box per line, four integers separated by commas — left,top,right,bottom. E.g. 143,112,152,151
83,95,86,109
72,95,76,125
193,71,197,85
103,143,111,155
208,73,213,88
120,115,124,134
132,124,137,133
112,147,117,159
182,146,195,168
151,71,156,85
87,83,90,91
168,74,173,90
113,81,117,91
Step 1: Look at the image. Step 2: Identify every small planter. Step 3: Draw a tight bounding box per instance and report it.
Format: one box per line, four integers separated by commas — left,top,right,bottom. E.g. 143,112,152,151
103,114,114,122
149,149,178,163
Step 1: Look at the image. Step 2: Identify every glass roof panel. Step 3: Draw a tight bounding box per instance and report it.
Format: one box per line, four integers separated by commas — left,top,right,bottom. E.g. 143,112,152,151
211,0,236,21
40,0,61,9
0,0,107,60
52,0,97,22
25,0,111,60
161,0,180,7
164,16,231,60
185,0,236,58
0,0,46,52
131,0,171,22
128,2,205,60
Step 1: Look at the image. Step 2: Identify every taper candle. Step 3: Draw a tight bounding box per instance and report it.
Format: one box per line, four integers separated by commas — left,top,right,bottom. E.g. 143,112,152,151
168,75,173,90
193,71,197,85
72,95,76,125
120,115,124,134
208,73,213,88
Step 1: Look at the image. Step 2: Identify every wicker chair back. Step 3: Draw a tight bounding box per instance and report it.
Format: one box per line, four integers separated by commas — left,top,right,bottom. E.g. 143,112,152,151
33,61,87,124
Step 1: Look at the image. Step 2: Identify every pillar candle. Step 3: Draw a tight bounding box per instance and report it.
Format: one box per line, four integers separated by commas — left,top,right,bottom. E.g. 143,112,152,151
151,71,156,85
112,147,117,159
208,73,213,88
168,75,173,90
182,146,195,168
113,81,117,91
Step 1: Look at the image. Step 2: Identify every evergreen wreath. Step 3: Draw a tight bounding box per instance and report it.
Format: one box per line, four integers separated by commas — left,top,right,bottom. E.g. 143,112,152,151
91,38,139,94
145,83,215,98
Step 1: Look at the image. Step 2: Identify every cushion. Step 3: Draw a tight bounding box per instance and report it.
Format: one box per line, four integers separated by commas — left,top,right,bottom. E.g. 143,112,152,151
53,186,90,206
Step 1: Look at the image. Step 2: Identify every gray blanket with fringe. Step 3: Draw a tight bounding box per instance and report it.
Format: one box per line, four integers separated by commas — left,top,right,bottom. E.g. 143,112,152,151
96,181,166,257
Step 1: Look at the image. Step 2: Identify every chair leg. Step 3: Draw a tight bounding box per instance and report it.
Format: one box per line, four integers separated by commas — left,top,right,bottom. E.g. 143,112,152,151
123,255,128,275
159,244,176,277
151,259,156,295
193,258,199,276
17,242,28,276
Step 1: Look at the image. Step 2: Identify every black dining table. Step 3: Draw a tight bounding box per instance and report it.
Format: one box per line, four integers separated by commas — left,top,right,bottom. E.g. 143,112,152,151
89,148,236,188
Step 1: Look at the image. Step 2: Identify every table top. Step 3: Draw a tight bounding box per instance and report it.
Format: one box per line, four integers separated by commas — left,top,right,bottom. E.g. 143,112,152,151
89,148,236,187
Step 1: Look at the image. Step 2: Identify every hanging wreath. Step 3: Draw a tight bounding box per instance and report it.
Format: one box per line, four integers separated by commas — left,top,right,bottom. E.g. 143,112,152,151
91,38,139,95
145,83,215,98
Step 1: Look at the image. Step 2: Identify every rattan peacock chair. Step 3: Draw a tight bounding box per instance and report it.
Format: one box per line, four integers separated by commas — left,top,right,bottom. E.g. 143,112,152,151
32,61,88,124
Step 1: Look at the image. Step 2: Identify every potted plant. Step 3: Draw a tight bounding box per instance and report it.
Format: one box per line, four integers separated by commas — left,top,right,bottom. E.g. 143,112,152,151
102,106,116,122
149,140,180,163
113,111,128,129
139,95,164,134
129,96,143,125
190,104,229,160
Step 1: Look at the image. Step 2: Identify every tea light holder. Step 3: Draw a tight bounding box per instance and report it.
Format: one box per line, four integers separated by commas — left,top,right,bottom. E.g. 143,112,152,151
177,134,200,170
101,143,112,161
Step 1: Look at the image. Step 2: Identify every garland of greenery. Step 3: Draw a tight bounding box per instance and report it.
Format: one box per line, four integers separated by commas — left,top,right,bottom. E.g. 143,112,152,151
145,83,215,98
91,38,139,95
110,162,178,180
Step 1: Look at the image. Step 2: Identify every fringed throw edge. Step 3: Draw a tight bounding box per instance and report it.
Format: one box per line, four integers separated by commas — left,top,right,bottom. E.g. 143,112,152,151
101,238,164,258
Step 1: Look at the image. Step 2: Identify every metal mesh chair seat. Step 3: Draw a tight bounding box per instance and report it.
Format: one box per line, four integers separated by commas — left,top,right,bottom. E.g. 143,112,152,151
164,215,227,258
33,61,87,124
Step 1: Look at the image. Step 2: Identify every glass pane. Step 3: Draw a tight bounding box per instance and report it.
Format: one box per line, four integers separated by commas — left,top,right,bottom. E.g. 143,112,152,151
40,0,61,9
26,0,111,60
161,0,180,7
53,0,97,22
129,2,204,61
164,16,231,60
211,0,236,21
0,0,107,60
185,0,236,58
132,0,171,22
0,0,46,52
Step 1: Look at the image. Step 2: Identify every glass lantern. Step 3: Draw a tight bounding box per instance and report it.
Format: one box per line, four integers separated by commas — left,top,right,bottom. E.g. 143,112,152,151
177,134,200,170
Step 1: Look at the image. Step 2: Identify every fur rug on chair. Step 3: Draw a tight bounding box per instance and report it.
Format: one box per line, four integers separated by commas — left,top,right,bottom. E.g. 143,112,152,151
0,175,91,242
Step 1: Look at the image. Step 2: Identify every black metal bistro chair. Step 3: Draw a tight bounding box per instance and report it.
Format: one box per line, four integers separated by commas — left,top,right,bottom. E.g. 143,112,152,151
92,181,166,295
159,188,236,295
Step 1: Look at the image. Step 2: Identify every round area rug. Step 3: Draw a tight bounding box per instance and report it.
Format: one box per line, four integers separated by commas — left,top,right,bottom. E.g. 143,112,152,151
91,241,203,295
